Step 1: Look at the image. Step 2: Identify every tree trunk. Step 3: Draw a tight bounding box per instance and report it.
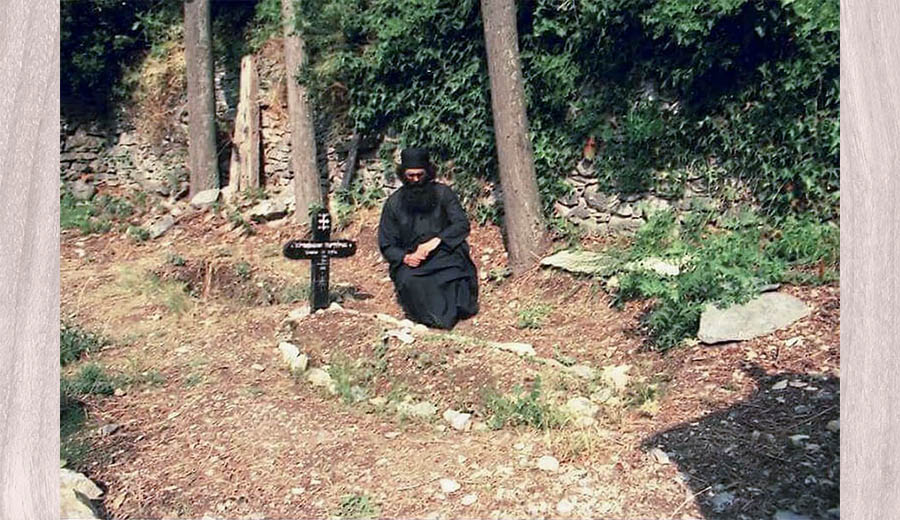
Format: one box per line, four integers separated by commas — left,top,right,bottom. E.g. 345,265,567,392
480,0,547,273
282,0,322,224
184,0,219,197
228,54,261,195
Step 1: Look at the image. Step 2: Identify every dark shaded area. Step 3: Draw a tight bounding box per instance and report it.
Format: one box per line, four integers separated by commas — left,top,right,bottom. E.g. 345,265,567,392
642,363,839,519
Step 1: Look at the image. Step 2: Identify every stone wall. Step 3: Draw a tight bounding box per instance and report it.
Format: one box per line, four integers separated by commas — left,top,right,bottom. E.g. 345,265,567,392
61,38,751,236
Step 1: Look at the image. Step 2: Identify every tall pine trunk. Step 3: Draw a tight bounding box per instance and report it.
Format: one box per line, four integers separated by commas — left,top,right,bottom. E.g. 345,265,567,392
282,0,322,225
481,0,547,273
184,0,219,196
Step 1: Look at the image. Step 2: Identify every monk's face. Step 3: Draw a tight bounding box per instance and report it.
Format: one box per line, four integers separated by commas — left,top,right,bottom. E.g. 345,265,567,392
404,168,426,185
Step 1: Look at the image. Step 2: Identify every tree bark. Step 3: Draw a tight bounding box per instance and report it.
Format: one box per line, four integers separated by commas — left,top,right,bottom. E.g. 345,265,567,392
282,0,322,224
184,0,219,196
228,54,261,195
480,0,547,273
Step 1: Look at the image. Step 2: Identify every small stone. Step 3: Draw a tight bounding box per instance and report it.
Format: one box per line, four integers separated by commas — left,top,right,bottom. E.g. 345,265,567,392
710,491,735,512
99,423,121,436
564,397,599,422
328,302,343,312
556,498,575,515
386,328,415,344
489,341,536,357
384,431,401,439
190,188,221,209
114,388,125,397
789,380,807,388
251,364,265,372
649,447,670,465
826,420,839,432
537,455,560,472
442,409,472,431
148,215,176,239
461,493,477,506
789,434,810,447
306,368,337,394
601,364,631,391
291,487,305,495
287,306,311,322
439,479,460,494
397,400,438,419
772,380,788,390
565,364,595,379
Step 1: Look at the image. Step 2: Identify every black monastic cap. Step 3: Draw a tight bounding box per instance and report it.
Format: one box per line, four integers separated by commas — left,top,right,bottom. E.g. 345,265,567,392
400,148,430,170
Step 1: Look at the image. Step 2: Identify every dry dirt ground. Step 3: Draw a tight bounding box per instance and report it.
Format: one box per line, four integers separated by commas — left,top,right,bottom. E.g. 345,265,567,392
61,199,840,520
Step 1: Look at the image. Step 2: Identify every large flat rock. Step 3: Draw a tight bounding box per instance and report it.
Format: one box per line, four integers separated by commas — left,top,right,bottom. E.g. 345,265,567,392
698,292,810,344
540,250,614,275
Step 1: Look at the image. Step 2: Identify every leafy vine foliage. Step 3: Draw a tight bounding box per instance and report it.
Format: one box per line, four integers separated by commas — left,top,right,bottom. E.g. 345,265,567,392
63,0,838,217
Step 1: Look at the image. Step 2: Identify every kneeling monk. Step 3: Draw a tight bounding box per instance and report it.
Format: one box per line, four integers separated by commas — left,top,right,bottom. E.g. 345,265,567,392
377,148,479,329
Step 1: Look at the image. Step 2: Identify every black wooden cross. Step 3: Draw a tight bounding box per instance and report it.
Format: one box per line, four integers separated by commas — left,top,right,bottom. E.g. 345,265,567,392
283,208,357,310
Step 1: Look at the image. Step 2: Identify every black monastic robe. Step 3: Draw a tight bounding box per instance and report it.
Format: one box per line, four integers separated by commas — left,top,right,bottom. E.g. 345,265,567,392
378,183,479,329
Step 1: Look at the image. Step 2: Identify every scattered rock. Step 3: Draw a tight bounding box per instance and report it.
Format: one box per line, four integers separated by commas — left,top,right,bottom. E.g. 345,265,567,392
286,305,311,322
710,491,735,512
147,215,176,239
625,257,681,277
279,342,309,373
789,434,810,447
386,328,415,344
190,188,221,209
439,479,461,494
60,468,103,519
67,179,96,201
565,364,595,379
649,448,670,465
113,388,125,397
384,431,401,439
397,400,438,420
461,493,478,506
251,364,265,372
556,498,575,515
563,397,599,423
489,341,536,357
601,364,632,392
327,302,343,312
540,250,614,276
247,199,288,222
826,420,839,432
98,423,120,436
698,293,811,344
772,380,788,391
608,215,643,234
537,455,560,472
306,368,337,394
442,409,472,431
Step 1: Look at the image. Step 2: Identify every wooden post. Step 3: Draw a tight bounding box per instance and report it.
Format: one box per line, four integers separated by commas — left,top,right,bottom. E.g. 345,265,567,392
229,54,261,194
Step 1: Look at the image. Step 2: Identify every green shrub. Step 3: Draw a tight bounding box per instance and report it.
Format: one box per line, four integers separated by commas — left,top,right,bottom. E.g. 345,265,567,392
481,377,563,430
516,304,553,329
767,215,839,267
127,225,150,243
335,494,378,519
60,323,106,367
66,363,116,396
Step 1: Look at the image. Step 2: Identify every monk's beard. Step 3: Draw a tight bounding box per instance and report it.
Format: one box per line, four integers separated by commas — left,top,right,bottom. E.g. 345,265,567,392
400,181,438,214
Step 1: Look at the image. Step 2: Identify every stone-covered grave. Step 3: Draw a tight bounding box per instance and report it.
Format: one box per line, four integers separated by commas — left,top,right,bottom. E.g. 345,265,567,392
274,303,642,432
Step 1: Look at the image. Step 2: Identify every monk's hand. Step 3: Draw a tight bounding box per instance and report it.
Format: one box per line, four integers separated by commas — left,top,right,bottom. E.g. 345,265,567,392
403,253,421,267
415,237,442,259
